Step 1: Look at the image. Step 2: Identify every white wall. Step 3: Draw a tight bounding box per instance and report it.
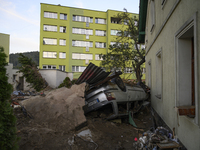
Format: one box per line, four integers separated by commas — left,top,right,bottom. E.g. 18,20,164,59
39,69,73,88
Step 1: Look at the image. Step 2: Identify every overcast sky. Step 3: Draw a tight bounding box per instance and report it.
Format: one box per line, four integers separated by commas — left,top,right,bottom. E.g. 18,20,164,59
0,0,139,54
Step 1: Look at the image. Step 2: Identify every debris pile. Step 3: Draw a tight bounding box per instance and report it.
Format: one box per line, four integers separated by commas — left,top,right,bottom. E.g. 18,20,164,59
133,126,180,149
18,83,87,132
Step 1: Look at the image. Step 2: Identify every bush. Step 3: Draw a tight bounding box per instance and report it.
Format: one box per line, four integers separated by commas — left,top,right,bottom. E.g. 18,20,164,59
0,47,19,150
58,77,72,88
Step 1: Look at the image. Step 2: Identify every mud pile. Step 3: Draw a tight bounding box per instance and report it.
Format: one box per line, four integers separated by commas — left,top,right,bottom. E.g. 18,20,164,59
20,83,86,132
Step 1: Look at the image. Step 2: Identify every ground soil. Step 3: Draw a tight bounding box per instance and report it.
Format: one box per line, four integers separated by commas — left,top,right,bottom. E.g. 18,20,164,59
14,102,154,150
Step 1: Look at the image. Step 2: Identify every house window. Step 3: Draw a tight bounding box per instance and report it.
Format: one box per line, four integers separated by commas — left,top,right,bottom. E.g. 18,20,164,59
72,15,93,23
42,65,56,69
43,38,57,45
60,26,66,33
72,53,93,60
60,13,67,20
150,0,155,32
155,49,162,99
110,42,121,46
95,30,106,36
72,28,93,35
59,52,66,59
95,18,106,24
72,40,93,47
124,67,132,73
59,65,65,71
147,60,152,88
111,17,121,24
44,12,57,19
111,30,121,36
43,51,57,58
72,66,86,72
59,39,66,46
95,54,103,60
43,25,57,32
95,42,106,48
175,17,198,121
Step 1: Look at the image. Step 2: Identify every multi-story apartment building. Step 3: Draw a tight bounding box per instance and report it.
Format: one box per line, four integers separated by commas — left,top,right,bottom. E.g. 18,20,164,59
0,33,10,63
40,3,140,79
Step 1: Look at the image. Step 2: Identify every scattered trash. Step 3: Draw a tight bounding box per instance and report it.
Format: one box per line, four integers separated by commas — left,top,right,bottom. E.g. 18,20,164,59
134,126,181,149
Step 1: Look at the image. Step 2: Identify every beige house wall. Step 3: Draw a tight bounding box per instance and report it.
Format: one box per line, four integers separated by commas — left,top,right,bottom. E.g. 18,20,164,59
145,0,200,149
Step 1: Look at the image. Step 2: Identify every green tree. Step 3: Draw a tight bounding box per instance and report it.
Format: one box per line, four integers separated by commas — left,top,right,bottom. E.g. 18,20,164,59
0,47,18,150
18,54,47,92
100,9,145,83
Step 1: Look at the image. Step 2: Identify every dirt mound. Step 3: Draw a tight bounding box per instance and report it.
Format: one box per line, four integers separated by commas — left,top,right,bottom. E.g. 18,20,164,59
20,83,86,132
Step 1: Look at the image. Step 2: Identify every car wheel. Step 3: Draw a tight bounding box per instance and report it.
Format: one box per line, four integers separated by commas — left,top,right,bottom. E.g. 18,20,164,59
114,77,126,92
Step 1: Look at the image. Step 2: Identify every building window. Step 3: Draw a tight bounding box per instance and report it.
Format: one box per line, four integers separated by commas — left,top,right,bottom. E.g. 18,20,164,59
72,53,93,60
44,12,57,19
95,42,106,48
124,67,132,73
175,16,198,121
110,42,121,46
111,30,121,36
60,13,67,20
95,18,106,24
95,30,106,36
72,28,93,35
59,39,66,46
42,65,56,69
150,0,155,32
59,65,65,71
72,40,93,47
111,17,121,24
72,15,93,23
43,25,57,32
43,38,57,45
95,54,103,60
43,51,57,58
147,60,151,88
60,26,66,33
155,49,162,99
72,66,86,72
59,52,66,59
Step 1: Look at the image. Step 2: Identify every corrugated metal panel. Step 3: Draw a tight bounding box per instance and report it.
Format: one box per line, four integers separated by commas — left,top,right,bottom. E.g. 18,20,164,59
75,63,110,85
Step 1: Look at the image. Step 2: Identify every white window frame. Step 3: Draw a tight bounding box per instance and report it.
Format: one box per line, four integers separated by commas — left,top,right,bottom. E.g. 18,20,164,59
43,65,56,69
95,30,106,36
44,12,57,19
43,25,57,32
95,18,106,24
59,65,65,71
43,38,57,45
43,51,57,58
60,26,66,33
60,13,67,20
59,39,66,46
59,52,66,59
72,53,93,60
72,40,93,47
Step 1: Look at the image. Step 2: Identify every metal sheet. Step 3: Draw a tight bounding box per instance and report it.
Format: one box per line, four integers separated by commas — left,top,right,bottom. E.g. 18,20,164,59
75,63,110,85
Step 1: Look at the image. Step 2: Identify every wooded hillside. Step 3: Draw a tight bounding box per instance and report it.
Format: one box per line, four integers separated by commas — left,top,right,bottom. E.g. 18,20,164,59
9,51,39,68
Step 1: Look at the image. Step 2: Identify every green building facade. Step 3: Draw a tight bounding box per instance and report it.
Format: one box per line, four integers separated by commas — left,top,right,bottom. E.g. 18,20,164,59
0,33,10,62
40,3,144,79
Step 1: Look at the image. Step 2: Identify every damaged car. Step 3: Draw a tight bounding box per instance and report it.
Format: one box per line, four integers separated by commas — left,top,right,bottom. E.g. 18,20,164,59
76,63,149,119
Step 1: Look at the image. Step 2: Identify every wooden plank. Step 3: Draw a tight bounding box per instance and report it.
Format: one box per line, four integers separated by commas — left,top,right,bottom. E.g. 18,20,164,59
177,106,195,117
